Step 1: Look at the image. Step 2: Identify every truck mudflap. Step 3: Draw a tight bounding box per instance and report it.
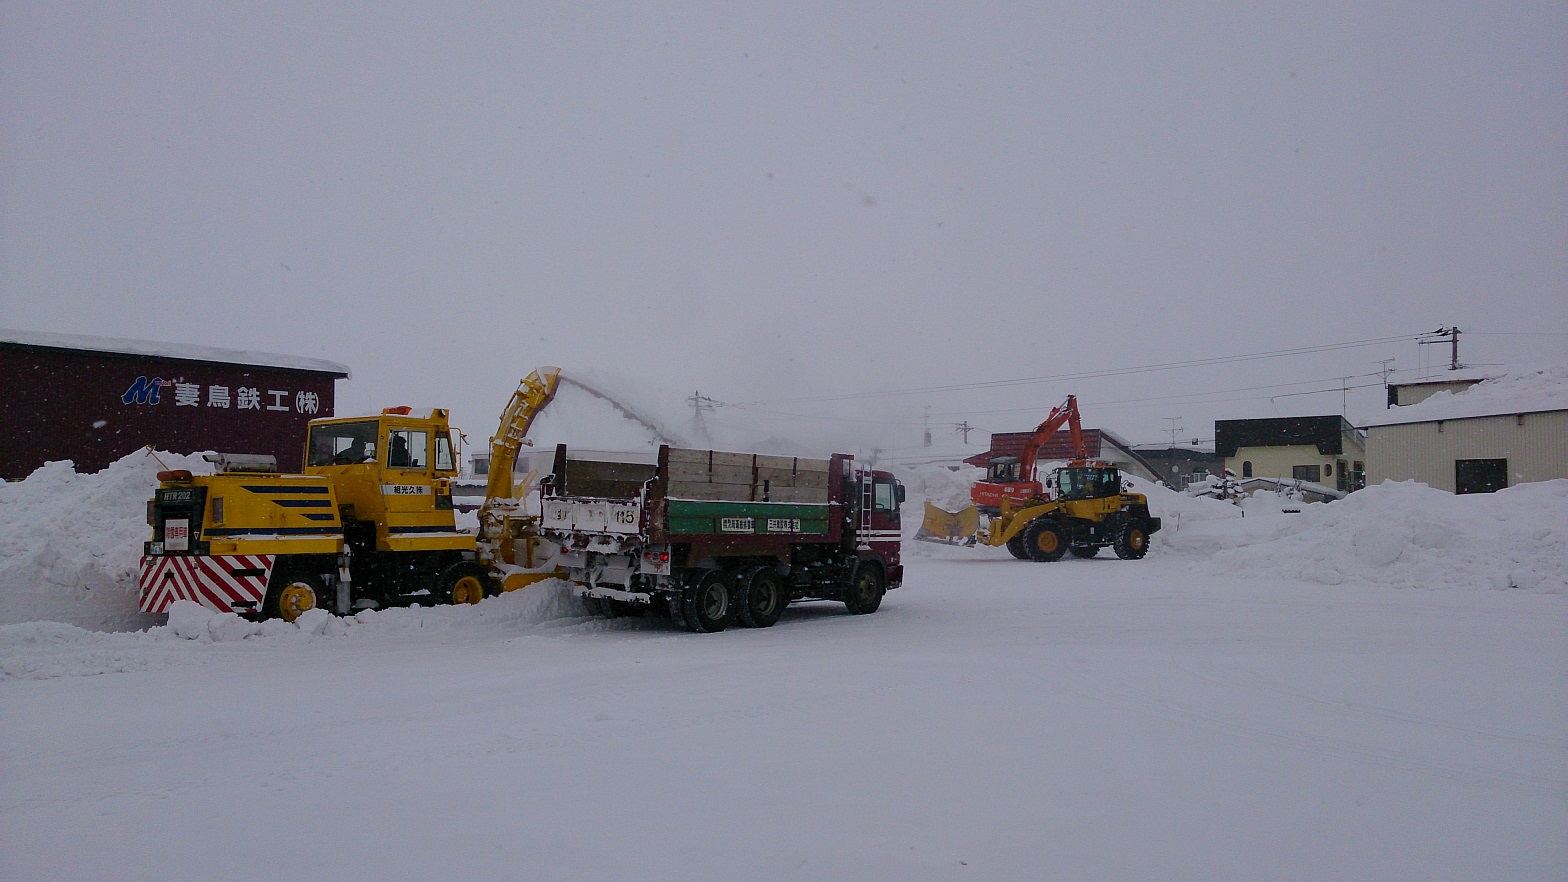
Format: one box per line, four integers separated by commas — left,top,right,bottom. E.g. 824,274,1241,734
139,554,275,615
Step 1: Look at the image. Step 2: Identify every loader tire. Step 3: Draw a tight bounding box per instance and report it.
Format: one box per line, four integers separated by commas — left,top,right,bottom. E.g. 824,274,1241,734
1069,545,1099,559
1113,523,1151,560
267,573,323,623
1023,519,1067,562
1005,533,1031,560
843,563,885,615
735,566,787,628
681,570,733,633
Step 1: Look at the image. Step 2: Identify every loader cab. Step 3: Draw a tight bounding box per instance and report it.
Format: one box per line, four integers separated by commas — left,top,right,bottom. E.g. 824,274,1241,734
1054,464,1123,501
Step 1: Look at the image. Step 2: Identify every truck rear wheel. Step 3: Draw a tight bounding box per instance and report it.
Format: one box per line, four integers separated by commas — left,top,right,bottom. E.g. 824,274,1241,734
1113,523,1151,560
681,570,733,633
268,573,323,623
843,564,884,615
1024,519,1067,562
736,566,787,628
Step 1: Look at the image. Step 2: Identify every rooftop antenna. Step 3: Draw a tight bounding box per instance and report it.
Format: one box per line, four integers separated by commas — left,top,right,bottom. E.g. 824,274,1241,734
1377,358,1396,408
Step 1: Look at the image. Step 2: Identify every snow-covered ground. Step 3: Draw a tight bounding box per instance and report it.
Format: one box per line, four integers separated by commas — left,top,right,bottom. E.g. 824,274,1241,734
2,458,1565,880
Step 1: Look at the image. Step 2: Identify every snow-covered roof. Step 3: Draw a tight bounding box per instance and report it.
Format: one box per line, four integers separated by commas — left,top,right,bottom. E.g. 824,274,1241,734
0,328,351,378
1360,365,1568,427
1385,367,1494,388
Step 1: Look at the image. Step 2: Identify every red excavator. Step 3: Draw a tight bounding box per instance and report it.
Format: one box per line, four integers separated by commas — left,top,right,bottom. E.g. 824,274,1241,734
970,395,1087,514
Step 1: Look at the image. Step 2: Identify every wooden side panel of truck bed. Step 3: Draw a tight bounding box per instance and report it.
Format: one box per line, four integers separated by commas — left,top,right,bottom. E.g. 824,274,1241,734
665,447,831,504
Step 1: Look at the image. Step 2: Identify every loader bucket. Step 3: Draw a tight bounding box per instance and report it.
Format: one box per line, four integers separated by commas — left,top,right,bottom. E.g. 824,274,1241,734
917,501,980,543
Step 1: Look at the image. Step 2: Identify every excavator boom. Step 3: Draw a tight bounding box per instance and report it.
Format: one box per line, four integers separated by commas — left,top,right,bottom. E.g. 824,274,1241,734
969,395,1084,511
1018,395,1084,486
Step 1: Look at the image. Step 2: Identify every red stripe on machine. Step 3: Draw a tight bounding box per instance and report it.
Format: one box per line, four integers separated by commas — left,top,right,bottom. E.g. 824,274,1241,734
139,555,274,614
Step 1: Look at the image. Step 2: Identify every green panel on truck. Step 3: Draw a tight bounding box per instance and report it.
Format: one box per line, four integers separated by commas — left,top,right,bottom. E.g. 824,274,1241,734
665,500,831,535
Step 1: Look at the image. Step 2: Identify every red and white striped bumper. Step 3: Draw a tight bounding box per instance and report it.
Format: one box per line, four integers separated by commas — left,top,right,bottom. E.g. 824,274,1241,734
139,555,274,615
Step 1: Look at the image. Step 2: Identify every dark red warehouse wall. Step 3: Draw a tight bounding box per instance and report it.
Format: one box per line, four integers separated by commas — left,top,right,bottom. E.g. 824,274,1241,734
1,345,341,480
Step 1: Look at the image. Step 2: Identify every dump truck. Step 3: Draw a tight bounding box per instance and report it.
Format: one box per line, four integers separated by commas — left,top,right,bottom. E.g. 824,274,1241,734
539,444,905,632
139,369,565,621
923,395,1161,561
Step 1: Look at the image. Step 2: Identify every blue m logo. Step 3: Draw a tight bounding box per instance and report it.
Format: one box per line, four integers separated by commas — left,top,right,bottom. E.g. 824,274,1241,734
122,376,165,405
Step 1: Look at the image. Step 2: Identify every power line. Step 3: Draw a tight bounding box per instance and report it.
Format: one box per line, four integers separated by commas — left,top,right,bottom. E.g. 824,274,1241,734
919,371,1390,420
721,370,1394,429
740,333,1427,405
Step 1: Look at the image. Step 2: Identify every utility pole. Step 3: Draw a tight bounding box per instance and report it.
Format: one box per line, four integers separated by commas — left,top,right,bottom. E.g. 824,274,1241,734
1164,417,1183,448
688,391,717,441
1419,326,1463,371
954,421,974,444
923,405,932,448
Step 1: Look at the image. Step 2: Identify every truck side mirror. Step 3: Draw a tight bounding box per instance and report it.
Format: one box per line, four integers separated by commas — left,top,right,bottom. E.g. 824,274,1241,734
895,484,906,504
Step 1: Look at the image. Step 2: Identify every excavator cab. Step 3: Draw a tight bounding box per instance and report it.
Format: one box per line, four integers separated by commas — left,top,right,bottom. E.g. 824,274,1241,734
986,456,1021,484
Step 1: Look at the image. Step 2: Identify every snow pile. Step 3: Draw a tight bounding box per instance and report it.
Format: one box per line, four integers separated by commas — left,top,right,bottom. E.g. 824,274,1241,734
0,580,585,680
1125,472,1244,526
0,450,210,632
894,462,987,512
1178,479,1568,593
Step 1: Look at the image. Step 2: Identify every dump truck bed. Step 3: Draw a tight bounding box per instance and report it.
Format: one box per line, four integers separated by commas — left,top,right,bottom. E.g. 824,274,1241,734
542,445,848,546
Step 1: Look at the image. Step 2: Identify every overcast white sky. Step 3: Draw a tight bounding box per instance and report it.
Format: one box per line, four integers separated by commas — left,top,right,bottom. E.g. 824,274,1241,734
4,3,1564,453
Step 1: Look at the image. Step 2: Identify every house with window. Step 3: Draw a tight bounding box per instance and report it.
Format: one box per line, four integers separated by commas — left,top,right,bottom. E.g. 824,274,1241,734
1214,415,1366,496
1129,444,1224,491
1360,367,1568,494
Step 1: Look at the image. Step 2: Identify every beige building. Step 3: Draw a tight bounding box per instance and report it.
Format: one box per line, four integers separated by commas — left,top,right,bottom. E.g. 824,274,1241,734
1361,370,1568,493
1214,416,1366,495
